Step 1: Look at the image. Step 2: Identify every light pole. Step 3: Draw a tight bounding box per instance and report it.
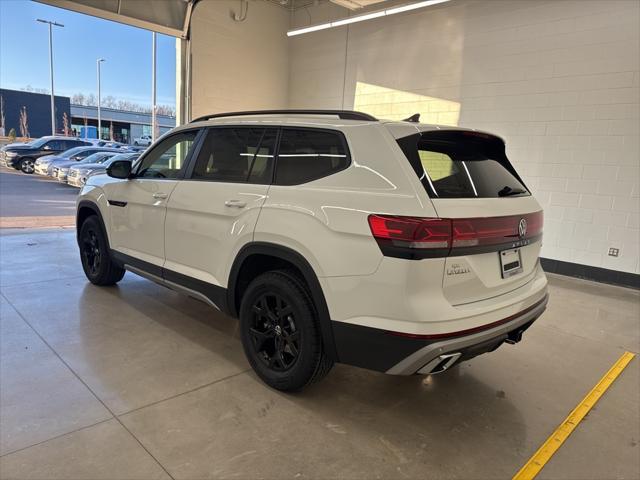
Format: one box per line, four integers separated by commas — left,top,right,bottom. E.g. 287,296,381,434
151,32,157,142
96,58,105,140
36,19,64,136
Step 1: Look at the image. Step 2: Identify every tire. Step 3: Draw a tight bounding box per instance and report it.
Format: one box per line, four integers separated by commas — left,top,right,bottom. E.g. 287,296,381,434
239,270,334,391
78,216,125,286
20,158,35,174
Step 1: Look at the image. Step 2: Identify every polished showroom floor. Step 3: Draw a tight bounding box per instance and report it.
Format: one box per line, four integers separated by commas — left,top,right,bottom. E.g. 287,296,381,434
1,229,638,479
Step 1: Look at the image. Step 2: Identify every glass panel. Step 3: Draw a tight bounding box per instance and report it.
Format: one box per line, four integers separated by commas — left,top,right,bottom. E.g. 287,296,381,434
137,130,198,179
192,128,276,184
275,129,348,185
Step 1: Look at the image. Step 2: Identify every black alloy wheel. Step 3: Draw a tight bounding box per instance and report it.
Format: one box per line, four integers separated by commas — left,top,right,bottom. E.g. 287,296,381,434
249,293,301,371
81,228,102,277
78,216,125,286
239,270,334,391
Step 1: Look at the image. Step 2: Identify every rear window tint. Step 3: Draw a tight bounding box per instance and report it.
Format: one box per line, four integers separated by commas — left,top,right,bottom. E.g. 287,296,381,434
275,129,349,185
397,131,529,198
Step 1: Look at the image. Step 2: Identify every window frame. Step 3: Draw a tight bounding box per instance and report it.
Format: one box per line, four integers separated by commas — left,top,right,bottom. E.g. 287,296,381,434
183,125,280,185
272,126,352,186
132,128,203,180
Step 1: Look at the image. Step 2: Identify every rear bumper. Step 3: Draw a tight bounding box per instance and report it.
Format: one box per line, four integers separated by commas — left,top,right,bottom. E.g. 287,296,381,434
332,293,548,375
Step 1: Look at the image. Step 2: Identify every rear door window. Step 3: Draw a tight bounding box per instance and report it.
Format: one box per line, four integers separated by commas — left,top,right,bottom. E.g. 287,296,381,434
397,131,529,198
275,129,349,185
191,127,277,184
45,140,65,151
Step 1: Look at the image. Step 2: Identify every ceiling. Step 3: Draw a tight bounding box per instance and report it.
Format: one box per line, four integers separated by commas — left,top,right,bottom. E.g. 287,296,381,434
36,0,193,37
329,0,389,10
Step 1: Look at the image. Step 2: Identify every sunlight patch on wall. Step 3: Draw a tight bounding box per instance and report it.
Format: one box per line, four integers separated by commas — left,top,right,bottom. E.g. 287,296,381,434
353,82,460,125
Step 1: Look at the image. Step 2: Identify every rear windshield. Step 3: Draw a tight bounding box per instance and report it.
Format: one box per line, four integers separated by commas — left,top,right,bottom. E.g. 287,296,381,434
397,131,529,198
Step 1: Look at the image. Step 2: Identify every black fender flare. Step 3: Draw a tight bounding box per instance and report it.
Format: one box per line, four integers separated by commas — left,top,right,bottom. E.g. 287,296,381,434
227,242,338,361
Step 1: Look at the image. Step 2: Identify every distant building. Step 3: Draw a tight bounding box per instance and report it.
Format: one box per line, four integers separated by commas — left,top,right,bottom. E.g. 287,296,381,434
0,88,175,144
71,104,175,144
0,88,70,138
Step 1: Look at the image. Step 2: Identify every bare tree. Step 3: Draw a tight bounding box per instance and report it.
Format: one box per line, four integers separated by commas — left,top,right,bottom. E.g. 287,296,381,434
0,95,5,137
19,106,29,138
69,91,175,117
63,112,70,136
21,85,49,95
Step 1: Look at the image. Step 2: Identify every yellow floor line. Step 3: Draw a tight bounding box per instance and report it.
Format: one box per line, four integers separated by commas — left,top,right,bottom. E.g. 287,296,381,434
513,351,636,480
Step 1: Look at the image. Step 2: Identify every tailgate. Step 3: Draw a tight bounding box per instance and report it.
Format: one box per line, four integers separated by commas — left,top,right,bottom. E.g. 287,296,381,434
394,129,544,305
433,197,542,305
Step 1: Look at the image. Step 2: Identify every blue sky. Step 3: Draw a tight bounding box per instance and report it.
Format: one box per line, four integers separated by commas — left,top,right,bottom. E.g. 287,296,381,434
0,0,176,107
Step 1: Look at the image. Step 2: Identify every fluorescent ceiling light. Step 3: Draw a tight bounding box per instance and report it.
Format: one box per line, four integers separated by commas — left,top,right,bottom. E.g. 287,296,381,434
288,23,332,36
287,0,451,37
331,11,386,27
385,0,451,15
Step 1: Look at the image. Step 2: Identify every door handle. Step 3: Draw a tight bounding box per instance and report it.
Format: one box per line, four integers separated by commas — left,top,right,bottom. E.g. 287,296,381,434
152,192,168,199
224,199,247,208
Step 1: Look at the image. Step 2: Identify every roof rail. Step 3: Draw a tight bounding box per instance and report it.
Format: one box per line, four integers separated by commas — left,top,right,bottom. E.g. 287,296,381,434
190,109,378,123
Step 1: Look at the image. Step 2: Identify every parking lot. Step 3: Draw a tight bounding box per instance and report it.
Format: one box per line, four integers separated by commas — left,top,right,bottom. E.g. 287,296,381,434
0,166,76,228
0,169,639,479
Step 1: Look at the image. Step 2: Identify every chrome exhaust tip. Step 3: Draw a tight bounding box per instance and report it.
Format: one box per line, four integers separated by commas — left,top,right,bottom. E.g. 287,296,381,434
417,352,462,375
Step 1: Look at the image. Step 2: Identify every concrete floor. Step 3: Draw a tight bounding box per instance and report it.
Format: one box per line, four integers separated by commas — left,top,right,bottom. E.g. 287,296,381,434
0,228,638,480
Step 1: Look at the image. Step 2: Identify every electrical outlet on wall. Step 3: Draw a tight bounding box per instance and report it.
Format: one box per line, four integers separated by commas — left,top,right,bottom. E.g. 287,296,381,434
608,247,620,257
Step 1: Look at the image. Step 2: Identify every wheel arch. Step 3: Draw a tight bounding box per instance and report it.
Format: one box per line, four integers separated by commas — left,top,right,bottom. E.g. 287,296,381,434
228,242,338,360
76,200,111,250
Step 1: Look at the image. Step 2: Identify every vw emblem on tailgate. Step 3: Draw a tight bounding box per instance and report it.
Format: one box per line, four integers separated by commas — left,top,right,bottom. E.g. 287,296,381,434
518,218,527,238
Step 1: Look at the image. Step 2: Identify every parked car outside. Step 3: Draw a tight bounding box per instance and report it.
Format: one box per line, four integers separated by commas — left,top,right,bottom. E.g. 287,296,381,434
68,152,140,188
75,110,548,392
46,148,122,177
54,151,120,183
133,135,152,146
35,146,118,176
0,136,92,173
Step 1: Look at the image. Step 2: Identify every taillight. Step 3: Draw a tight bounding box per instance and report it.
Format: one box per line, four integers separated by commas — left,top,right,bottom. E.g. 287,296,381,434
368,215,451,259
368,212,543,259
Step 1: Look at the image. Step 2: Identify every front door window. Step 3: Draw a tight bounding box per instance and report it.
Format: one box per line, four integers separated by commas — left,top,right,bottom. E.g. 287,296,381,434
136,131,198,179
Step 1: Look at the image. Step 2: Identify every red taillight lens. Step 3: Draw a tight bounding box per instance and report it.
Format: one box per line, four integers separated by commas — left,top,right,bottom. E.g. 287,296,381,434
452,211,543,248
368,211,543,259
368,215,451,249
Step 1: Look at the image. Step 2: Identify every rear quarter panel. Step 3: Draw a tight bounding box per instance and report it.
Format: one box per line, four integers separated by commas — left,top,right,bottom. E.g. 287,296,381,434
254,123,436,278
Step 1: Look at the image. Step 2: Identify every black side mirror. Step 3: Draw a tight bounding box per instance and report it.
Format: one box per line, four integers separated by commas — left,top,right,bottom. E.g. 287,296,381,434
106,160,132,179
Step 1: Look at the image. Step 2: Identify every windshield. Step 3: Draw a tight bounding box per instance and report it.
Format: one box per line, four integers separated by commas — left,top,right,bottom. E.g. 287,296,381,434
79,152,117,164
397,131,529,199
61,147,87,158
29,137,50,148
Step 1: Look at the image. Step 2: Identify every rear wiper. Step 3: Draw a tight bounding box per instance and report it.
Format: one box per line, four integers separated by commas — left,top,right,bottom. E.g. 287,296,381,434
498,186,527,197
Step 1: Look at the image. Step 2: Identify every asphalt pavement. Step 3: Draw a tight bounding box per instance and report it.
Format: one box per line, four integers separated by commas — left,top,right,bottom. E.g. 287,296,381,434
0,166,77,227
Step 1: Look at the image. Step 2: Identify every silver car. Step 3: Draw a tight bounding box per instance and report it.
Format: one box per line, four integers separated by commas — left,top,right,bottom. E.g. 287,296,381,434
35,146,117,176
68,152,140,187
54,151,120,183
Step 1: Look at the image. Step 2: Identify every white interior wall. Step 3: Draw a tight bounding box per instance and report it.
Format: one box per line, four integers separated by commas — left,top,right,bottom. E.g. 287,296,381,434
189,0,289,119
288,0,640,274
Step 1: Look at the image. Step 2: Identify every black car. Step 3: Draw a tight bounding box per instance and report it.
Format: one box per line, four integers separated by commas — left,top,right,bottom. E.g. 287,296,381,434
0,136,92,173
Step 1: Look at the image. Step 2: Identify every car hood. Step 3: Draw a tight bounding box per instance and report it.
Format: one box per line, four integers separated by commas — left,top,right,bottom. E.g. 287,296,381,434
71,162,103,171
3,144,35,152
50,159,78,168
38,154,64,164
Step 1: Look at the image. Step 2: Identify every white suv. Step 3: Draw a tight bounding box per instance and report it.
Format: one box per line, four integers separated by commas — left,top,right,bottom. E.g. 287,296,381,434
75,110,548,391
133,135,152,146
